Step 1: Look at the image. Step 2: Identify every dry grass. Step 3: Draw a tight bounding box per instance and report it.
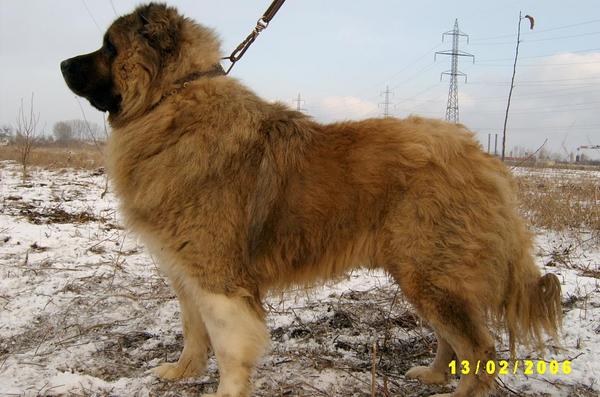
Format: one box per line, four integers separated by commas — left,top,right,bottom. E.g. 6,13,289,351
0,144,104,170
516,170,600,242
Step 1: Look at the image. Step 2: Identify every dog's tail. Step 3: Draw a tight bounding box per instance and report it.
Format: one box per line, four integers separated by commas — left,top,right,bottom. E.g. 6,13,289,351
504,251,562,357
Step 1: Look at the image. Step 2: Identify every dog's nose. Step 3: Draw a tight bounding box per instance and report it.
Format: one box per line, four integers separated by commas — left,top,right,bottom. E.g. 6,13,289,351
60,59,71,74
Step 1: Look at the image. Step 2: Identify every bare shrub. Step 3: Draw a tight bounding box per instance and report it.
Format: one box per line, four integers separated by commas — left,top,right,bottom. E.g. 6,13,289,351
15,94,40,178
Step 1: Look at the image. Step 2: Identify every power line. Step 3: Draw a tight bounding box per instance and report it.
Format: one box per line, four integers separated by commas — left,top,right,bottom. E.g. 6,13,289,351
389,62,437,92
81,0,102,32
469,41,517,46
358,43,442,97
484,123,600,129
396,84,442,104
465,100,600,115
464,88,600,102
471,31,600,45
390,89,600,117
361,61,438,103
521,47,600,57
383,84,444,117
470,33,517,42
471,18,600,42
478,60,600,67
109,0,118,16
475,125,600,131
489,77,600,84
522,30,600,42
510,99,600,109
469,78,596,87
482,107,600,115
525,18,600,34
468,80,600,86
477,47,600,63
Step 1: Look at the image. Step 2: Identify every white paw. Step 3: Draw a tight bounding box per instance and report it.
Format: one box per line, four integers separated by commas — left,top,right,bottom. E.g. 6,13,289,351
405,365,448,385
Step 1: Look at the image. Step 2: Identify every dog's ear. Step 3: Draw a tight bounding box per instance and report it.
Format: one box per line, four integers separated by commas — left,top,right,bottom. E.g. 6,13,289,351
137,3,181,56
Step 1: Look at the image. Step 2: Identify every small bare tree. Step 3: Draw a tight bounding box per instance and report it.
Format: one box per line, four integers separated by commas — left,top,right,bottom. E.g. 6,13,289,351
15,93,40,179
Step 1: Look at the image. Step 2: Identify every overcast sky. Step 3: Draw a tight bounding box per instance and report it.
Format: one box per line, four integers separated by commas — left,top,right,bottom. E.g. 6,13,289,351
1,0,599,158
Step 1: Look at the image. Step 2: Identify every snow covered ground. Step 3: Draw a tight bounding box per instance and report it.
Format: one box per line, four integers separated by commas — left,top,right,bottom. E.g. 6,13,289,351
0,161,598,396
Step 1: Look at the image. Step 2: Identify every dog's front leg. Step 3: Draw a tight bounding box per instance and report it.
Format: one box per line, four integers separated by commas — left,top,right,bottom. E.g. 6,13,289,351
153,278,210,380
197,289,269,397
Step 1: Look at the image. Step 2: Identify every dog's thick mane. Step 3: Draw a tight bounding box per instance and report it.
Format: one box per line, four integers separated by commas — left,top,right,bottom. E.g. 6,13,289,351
109,3,222,126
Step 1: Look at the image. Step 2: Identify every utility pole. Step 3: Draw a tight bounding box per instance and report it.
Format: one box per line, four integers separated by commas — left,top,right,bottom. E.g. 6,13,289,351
293,93,306,112
435,19,474,123
379,85,393,118
494,133,498,156
502,12,535,161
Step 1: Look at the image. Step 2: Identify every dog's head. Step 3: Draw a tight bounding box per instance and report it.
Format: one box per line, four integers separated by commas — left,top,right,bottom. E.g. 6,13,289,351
61,2,221,123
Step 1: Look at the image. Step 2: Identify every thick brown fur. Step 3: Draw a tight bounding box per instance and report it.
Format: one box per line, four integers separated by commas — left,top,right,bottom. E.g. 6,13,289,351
61,3,562,397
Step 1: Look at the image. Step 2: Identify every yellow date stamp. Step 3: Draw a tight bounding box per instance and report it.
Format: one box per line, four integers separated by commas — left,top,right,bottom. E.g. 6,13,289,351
449,360,572,376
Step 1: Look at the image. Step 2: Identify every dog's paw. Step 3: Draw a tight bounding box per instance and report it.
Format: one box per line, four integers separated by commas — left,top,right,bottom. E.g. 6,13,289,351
428,394,452,397
405,365,448,385
151,361,203,380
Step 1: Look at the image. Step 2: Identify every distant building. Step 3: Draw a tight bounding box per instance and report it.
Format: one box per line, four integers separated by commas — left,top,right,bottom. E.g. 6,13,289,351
0,132,11,146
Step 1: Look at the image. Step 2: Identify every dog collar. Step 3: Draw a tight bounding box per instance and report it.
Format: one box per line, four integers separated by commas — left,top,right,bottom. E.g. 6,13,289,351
150,64,226,112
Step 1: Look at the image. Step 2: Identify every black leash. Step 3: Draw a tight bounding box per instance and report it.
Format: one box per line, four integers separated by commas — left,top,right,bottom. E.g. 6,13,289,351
222,0,287,74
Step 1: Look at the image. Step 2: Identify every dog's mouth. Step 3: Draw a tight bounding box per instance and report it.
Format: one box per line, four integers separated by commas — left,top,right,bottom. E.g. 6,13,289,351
88,92,122,114
61,54,121,114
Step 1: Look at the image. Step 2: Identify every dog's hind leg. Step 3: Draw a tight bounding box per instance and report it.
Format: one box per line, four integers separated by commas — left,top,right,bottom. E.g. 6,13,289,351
431,319,497,397
406,331,454,385
152,279,210,380
419,294,496,397
387,255,496,397
196,290,269,397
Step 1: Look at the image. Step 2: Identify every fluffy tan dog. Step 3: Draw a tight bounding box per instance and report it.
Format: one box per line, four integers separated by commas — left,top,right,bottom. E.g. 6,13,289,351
61,3,561,396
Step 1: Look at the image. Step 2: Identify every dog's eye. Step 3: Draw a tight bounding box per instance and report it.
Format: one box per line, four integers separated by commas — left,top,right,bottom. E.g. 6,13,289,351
103,36,117,57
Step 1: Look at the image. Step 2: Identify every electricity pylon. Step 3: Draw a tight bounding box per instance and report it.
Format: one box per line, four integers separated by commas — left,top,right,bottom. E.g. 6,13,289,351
379,85,393,118
293,93,306,112
435,19,474,123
